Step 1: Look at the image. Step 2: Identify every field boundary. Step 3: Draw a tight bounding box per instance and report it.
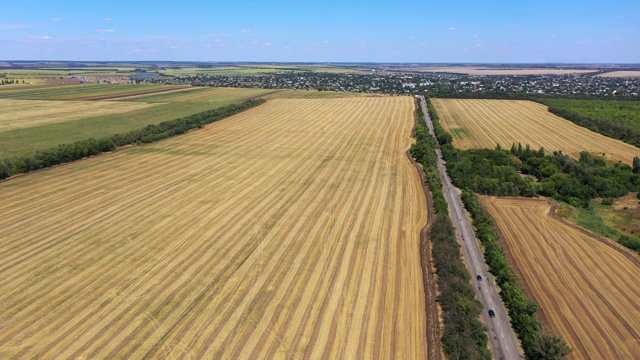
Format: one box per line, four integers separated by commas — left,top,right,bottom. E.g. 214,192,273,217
490,196,640,339
406,147,443,360
0,99,266,181
548,200,640,267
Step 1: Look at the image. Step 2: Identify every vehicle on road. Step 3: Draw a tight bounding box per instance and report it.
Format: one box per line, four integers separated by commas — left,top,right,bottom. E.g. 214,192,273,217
488,309,496,318
477,275,482,281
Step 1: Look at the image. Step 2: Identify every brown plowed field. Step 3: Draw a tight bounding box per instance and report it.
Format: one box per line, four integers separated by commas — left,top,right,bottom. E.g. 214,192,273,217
480,196,640,359
432,98,640,164
0,97,429,359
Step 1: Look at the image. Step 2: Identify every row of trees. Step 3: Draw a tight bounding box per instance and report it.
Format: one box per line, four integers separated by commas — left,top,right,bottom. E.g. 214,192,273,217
0,99,266,180
543,104,640,147
461,191,572,359
411,104,491,360
426,96,573,358
425,90,640,149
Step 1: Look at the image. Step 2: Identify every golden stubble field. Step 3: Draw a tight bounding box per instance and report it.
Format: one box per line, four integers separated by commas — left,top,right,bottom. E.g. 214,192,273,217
481,196,640,359
596,71,640,78
0,97,429,359
432,98,640,164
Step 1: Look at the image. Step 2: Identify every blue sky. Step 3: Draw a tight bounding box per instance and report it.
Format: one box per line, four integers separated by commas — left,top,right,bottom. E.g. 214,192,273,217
1,0,638,63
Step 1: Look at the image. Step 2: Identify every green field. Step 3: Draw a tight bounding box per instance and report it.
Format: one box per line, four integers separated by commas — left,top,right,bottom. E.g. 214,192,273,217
121,87,271,103
0,86,276,157
0,84,180,100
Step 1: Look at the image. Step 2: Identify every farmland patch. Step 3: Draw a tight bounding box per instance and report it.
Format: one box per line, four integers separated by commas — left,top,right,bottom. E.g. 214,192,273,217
481,196,640,359
0,96,429,358
432,98,640,164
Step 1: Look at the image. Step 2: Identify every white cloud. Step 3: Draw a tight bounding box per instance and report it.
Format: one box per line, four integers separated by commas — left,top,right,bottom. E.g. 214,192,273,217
448,27,456,31
96,29,115,33
42,35,53,40
471,34,479,38
240,29,251,33
105,18,113,21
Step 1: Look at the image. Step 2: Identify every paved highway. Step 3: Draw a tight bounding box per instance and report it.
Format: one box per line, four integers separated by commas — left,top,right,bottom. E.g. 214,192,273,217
417,96,522,360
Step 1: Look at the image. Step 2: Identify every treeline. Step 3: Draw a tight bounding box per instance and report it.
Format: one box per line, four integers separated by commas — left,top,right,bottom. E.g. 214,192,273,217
425,90,640,102
424,90,640,149
542,103,640,148
434,131,640,252
0,99,265,180
425,96,573,359
462,191,572,359
411,104,491,360
442,144,640,209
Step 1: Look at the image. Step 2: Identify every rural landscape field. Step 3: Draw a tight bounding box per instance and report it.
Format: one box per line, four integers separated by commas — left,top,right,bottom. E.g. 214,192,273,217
0,85,277,157
481,196,640,359
0,96,431,359
431,98,640,164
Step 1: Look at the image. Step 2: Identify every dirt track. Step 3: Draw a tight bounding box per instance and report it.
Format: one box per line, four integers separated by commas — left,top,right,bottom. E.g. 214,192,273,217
481,196,640,359
0,97,430,359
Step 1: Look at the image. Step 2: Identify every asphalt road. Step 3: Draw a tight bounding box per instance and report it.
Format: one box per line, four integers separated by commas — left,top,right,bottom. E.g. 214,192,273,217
417,96,522,360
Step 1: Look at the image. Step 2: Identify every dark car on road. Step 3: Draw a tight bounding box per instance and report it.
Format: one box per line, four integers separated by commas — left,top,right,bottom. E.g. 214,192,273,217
488,309,496,318
477,275,482,281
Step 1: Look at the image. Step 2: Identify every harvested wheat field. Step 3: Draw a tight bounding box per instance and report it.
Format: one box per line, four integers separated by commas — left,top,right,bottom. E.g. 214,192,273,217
481,196,640,359
0,96,429,359
0,99,154,133
432,98,640,164
596,71,640,78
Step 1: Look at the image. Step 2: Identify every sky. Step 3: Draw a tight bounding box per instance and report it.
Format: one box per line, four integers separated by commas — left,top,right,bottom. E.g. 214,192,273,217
1,0,639,63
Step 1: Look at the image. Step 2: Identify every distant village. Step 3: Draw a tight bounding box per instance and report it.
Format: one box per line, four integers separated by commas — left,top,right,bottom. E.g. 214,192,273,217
152,72,640,97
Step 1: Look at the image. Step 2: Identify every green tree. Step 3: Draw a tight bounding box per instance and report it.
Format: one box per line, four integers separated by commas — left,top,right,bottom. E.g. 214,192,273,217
527,331,572,360
633,156,640,174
